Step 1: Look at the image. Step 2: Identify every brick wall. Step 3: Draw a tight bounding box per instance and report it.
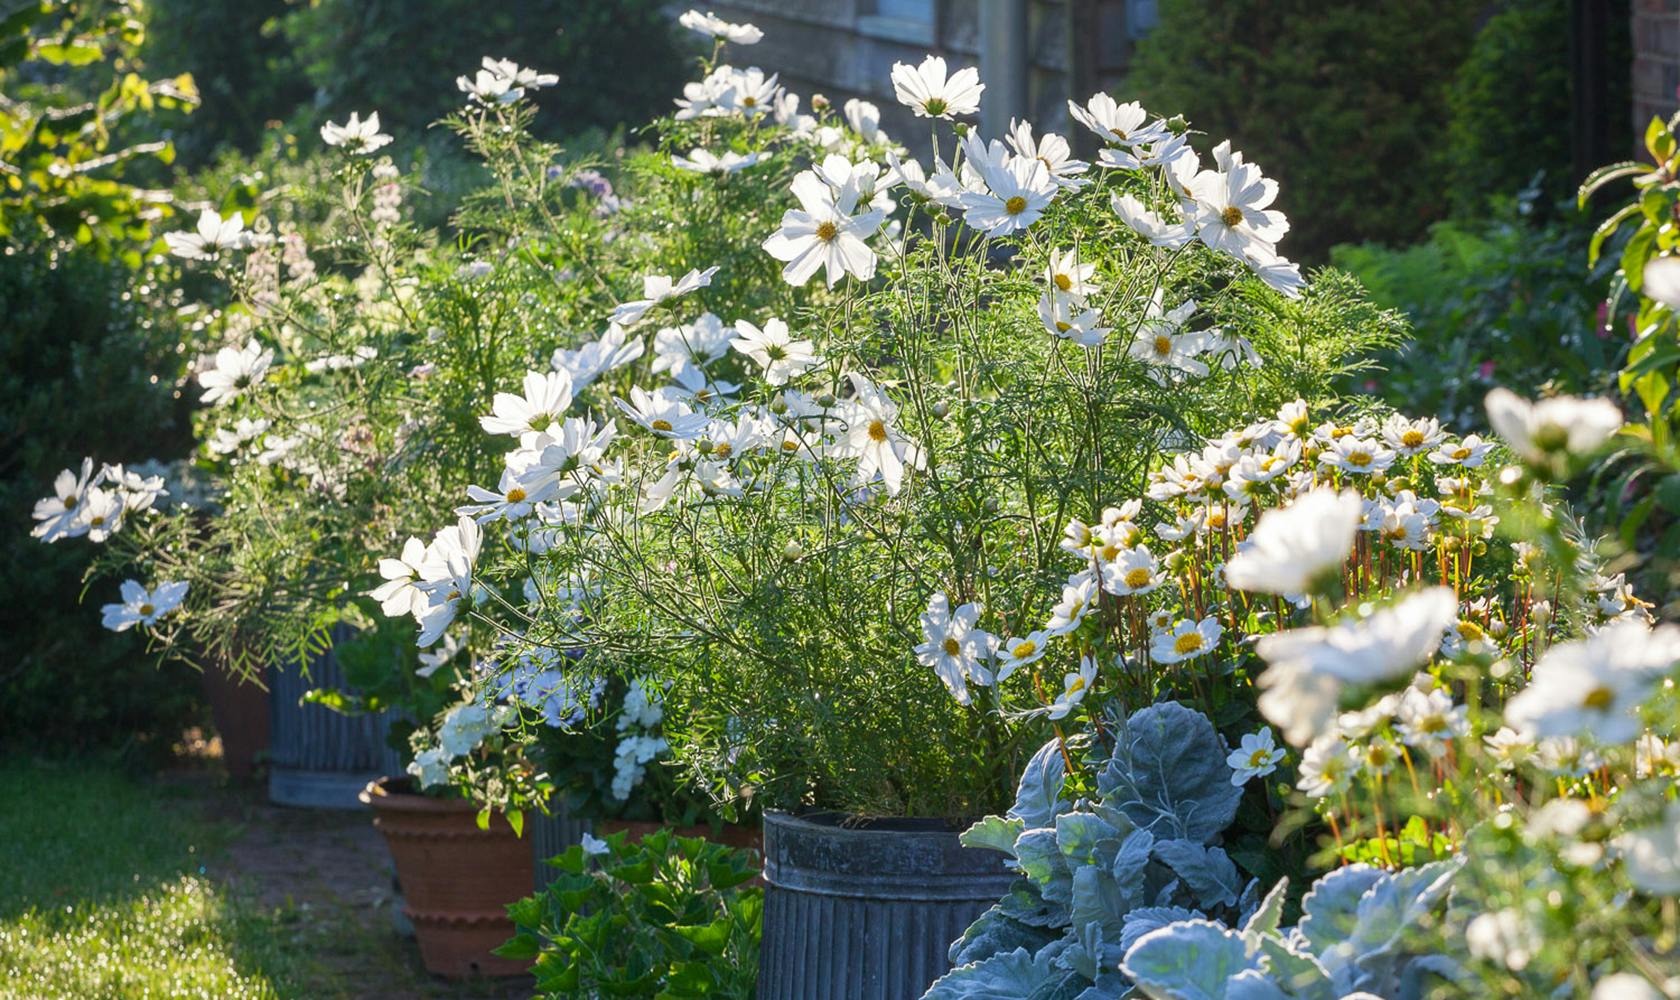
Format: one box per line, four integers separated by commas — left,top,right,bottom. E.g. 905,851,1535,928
1634,0,1680,135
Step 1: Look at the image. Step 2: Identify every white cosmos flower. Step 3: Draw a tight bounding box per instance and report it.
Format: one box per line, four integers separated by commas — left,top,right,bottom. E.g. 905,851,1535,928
1101,545,1162,597
100,579,188,632
1504,621,1680,744
1112,192,1195,249
318,111,392,154
1151,616,1223,664
197,340,274,406
1043,247,1099,302
1382,414,1447,456
842,98,892,148
480,369,575,436
1256,587,1458,746
1296,736,1353,798
1617,801,1680,896
1038,292,1109,347
996,630,1052,680
886,149,966,207
1241,244,1307,299
480,57,558,92
552,326,644,390
368,537,429,617
1045,572,1100,636
456,467,557,524
1128,291,1208,378
1427,434,1497,468
1394,686,1468,754
678,9,763,43
1067,94,1167,150
1319,435,1395,475
652,312,733,382
914,593,993,706
615,385,710,440
458,67,523,104
413,517,482,646
763,158,885,287
610,266,720,328
1007,119,1088,189
165,208,249,260
838,374,920,494
958,144,1057,236
731,317,820,385
890,55,983,119
1484,388,1622,466
672,148,763,174
1226,487,1362,595
31,458,96,542
1184,141,1288,260
1046,656,1099,720
1227,727,1285,786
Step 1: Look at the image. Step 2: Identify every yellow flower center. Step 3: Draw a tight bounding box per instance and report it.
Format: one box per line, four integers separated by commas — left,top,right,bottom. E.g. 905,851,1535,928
943,637,961,657
815,220,838,242
1173,633,1204,654
781,439,799,453
1247,749,1271,768
714,443,733,458
651,418,673,432
1067,676,1087,693
1347,450,1372,468
1054,273,1072,292
1012,639,1038,659
1583,686,1614,711
1451,447,1470,460
1055,321,1071,332
867,420,888,443
1005,196,1028,215
1153,335,1172,356
1401,430,1425,448
741,96,758,107
139,603,155,617
1220,206,1244,227
89,515,105,527
505,487,527,503
1124,567,1152,589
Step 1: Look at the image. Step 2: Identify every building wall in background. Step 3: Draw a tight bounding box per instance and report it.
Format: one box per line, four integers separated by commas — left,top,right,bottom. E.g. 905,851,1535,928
1633,0,1679,132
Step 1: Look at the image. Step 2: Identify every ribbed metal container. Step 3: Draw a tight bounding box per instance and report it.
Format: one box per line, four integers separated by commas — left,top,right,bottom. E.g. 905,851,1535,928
757,811,1016,1000
528,798,590,891
268,627,405,809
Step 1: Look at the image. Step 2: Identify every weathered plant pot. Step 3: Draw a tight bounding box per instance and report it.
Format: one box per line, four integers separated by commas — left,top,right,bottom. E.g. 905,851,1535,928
528,798,590,892
360,778,533,978
599,817,763,852
199,666,270,778
757,811,1016,1000
269,626,405,808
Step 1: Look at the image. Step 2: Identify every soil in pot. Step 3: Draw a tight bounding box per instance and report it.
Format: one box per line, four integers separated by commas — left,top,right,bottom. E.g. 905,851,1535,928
360,777,534,978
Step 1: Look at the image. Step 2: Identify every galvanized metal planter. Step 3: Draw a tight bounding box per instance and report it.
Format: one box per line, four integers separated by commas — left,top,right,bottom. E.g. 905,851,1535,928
268,629,405,809
757,811,1016,1000
528,798,590,891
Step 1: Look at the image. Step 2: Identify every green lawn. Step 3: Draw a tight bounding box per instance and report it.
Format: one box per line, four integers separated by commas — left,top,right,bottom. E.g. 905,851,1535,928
0,759,523,1000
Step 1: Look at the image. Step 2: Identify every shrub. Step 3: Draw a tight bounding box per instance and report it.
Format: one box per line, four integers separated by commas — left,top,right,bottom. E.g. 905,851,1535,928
1124,0,1481,260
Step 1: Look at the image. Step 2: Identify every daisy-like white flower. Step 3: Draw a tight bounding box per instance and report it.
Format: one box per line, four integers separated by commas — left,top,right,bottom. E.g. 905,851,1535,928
1255,587,1458,746
890,55,983,119
1045,572,1101,635
456,467,557,524
1111,192,1195,249
198,341,274,406
100,579,189,632
1296,735,1353,799
1504,621,1680,744
958,149,1057,236
1066,94,1167,152
671,148,763,175
31,458,96,542
1319,435,1395,475
318,111,392,154
763,157,886,287
1226,487,1362,596
165,207,249,261
1617,802,1680,896
1151,616,1223,664
1483,726,1535,771
368,537,429,617
914,592,992,705
1382,414,1447,457
1485,388,1622,467
1101,545,1162,597
995,630,1052,680
479,57,558,92
1127,290,1208,378
1037,293,1109,347
840,98,893,148
480,369,575,436
552,326,645,390
731,317,820,385
610,266,720,328
1046,656,1099,720
415,630,464,678
1184,142,1289,260
677,9,763,44
1227,727,1285,786
457,66,523,104
413,517,482,646
1394,686,1469,755
1242,244,1307,299
719,66,780,115
614,386,710,440
886,149,966,207
838,374,920,494
1043,247,1099,302
652,312,733,383
1427,434,1497,468
1007,119,1088,189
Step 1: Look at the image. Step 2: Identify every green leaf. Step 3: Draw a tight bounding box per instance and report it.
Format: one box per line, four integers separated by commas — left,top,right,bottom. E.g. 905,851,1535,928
1623,225,1658,293
961,815,1026,855
507,808,524,838
476,806,492,832
1579,160,1649,207
1589,202,1642,266
1655,475,1680,515
492,931,539,960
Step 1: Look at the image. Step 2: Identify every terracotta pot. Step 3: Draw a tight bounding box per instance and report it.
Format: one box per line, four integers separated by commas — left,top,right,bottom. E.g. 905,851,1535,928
597,817,763,854
199,668,270,779
360,778,534,978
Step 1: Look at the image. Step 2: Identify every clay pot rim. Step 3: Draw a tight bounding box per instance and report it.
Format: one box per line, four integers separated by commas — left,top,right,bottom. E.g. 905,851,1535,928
359,775,479,814
768,809,975,834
